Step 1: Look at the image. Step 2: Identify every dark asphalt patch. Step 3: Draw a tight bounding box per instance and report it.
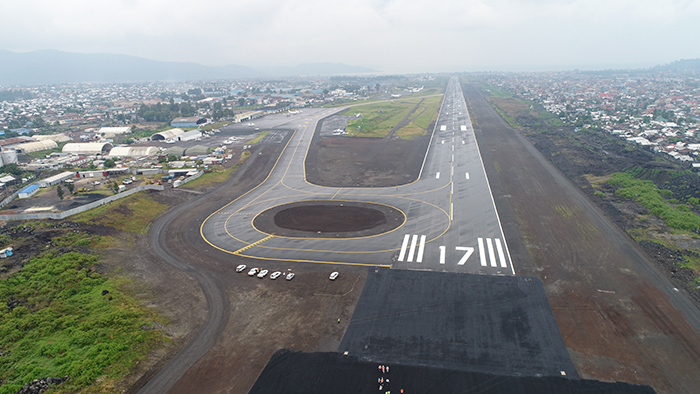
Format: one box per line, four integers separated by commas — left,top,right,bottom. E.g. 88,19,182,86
339,268,579,378
248,350,656,394
253,200,405,238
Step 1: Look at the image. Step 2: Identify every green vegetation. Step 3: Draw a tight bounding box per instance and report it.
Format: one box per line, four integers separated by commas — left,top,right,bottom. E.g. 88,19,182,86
72,193,168,234
609,172,700,230
248,130,270,144
468,78,512,98
0,252,165,393
341,96,442,139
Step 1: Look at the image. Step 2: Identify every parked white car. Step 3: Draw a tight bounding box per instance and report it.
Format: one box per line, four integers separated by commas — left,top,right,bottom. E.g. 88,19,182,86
257,269,269,278
270,271,282,280
236,264,246,273
329,272,339,281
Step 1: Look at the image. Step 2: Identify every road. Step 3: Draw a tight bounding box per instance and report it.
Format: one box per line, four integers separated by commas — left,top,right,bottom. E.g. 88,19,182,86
201,77,514,275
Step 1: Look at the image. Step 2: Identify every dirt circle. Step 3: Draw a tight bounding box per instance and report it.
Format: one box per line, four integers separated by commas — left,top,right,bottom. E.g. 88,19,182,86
253,200,405,238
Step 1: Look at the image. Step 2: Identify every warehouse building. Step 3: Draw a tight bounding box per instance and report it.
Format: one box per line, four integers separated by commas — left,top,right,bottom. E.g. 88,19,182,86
170,117,207,128
18,184,40,199
62,142,114,155
108,146,159,157
177,130,202,142
33,133,71,143
98,127,131,137
38,171,74,188
10,140,58,154
151,128,185,141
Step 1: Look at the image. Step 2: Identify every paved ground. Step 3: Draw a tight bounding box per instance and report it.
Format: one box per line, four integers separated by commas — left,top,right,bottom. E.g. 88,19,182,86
464,82,700,393
201,78,514,275
338,268,578,378
248,351,655,394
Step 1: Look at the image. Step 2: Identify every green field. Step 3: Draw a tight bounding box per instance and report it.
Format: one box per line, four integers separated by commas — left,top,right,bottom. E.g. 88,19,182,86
72,192,169,234
0,251,166,394
341,95,442,139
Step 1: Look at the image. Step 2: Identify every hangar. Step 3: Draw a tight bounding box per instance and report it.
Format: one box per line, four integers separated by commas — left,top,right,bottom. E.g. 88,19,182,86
108,146,159,157
33,134,71,143
171,117,207,128
62,142,113,155
177,130,202,142
151,128,185,141
11,140,58,154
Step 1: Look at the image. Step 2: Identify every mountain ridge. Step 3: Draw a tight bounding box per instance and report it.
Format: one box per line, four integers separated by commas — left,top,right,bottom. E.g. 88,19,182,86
0,49,378,85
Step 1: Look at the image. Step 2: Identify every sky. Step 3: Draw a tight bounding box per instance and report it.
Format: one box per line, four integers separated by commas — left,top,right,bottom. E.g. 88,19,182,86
2,0,699,73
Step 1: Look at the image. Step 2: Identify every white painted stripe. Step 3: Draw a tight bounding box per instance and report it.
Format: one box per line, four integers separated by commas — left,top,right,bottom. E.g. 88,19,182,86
436,172,440,179
416,235,426,263
398,234,410,261
461,125,467,131
441,140,444,144
451,154,454,162
450,203,453,220
439,245,446,264
440,125,447,131
407,234,419,262
495,238,507,268
451,182,453,194
465,173,470,179
452,145,454,151
487,238,497,267
462,140,465,144
451,166,454,176
478,238,486,266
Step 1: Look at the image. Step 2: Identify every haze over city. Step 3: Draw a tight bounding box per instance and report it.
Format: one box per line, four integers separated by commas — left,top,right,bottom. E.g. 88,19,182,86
2,0,700,73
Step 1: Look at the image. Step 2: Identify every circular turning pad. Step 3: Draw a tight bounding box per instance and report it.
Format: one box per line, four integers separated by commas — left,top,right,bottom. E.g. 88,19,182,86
253,200,405,238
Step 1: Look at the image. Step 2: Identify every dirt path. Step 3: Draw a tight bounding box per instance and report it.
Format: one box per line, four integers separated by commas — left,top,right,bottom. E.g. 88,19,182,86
464,82,700,393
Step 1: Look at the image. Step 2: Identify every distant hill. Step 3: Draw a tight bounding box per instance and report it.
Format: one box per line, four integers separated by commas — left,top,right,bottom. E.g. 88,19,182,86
652,59,700,72
0,50,377,85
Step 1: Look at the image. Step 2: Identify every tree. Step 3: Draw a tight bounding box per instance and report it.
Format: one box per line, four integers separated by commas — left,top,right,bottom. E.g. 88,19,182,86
111,181,119,194
65,182,74,194
238,98,245,107
57,186,64,200
103,158,116,168
0,163,22,176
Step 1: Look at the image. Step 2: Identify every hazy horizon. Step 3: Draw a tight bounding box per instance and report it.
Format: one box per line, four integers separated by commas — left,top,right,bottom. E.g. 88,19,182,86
2,0,699,74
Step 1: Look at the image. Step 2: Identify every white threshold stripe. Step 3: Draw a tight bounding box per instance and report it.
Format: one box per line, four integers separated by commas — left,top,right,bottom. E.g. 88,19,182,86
466,172,470,179
495,238,507,268
478,238,487,266
487,238,497,267
436,172,440,179
416,235,426,263
407,234,419,262
398,234,410,261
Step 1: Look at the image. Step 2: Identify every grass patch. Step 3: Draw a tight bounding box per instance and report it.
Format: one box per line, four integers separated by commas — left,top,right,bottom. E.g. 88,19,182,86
341,96,442,139
248,130,270,144
412,95,442,130
609,172,700,230
72,193,168,234
0,252,165,393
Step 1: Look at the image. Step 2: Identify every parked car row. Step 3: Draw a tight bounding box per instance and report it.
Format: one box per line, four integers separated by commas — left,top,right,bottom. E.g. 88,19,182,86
236,264,294,280
235,265,338,281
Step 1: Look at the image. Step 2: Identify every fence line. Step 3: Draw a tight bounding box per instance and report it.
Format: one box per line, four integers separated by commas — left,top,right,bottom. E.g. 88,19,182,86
0,191,19,210
0,185,164,222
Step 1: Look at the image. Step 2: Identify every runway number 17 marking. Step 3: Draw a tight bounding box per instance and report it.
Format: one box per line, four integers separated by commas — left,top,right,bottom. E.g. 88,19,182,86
455,246,475,265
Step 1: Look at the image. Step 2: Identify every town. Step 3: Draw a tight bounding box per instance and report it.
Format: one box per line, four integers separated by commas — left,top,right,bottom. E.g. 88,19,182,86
483,68,700,166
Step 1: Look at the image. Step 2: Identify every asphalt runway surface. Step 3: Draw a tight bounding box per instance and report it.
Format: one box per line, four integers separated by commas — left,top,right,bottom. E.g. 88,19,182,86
201,77,514,275
248,350,656,394
339,268,578,378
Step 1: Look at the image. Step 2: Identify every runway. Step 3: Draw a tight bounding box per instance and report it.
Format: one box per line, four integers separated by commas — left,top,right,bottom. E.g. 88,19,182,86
201,77,514,275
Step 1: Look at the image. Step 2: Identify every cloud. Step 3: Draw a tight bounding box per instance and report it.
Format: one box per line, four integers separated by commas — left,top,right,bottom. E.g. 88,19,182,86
0,0,698,72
